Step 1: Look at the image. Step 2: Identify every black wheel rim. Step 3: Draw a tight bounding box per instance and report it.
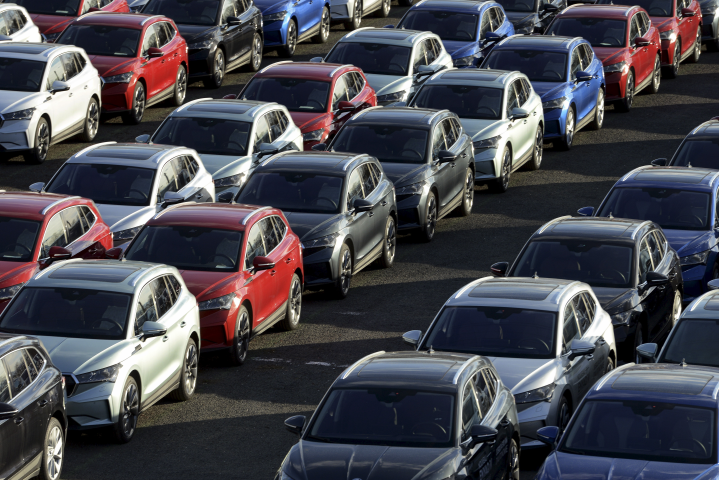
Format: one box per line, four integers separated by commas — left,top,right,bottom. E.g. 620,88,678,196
464,169,474,211
606,358,614,374
565,109,574,147
122,383,139,437
37,121,49,160
87,101,99,138
288,23,296,53
501,150,511,189
354,0,361,26
134,84,145,121
426,195,436,238
253,34,262,69
214,50,224,85
558,401,570,435
626,73,634,108
339,249,352,294
321,9,330,40
535,128,543,166
184,342,198,394
596,90,604,127
177,68,186,102
386,217,396,262
289,277,301,325
236,311,250,361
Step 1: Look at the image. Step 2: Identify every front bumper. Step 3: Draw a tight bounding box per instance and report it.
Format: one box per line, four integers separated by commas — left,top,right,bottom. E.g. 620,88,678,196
604,71,627,102
396,190,427,231
302,242,341,288
199,307,236,351
474,148,500,183
660,38,676,67
101,82,134,114
681,260,714,304
542,107,566,140
0,118,33,151
702,16,717,41
188,47,215,79
330,2,351,21
64,381,117,430
516,398,555,448
262,18,288,47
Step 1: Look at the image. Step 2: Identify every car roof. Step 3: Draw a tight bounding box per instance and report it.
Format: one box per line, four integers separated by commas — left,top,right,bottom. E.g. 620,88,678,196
425,68,519,88
347,106,449,128
255,61,358,81
71,11,163,28
530,216,653,244
256,151,372,175
0,191,89,222
170,98,281,122
614,166,719,192
0,334,48,359
686,118,719,138
410,0,494,13
338,27,435,47
148,203,281,230
67,142,191,168
493,34,583,51
682,289,719,318
0,42,75,60
556,4,638,19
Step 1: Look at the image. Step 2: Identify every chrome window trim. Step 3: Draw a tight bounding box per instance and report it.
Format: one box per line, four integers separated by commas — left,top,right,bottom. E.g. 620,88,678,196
452,355,479,385
2,347,46,399
39,203,98,260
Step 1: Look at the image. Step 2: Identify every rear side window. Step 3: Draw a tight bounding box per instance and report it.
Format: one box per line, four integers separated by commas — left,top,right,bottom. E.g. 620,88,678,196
46,57,65,90
79,205,96,232
259,217,280,254
254,114,271,148
61,207,84,246
0,360,10,403
505,82,519,117
245,222,265,269
474,371,493,416
41,213,67,258
135,282,157,334
272,216,287,240
4,349,31,396
442,119,457,147
572,294,591,334
563,302,580,351
152,276,173,318
359,163,377,197
167,275,182,299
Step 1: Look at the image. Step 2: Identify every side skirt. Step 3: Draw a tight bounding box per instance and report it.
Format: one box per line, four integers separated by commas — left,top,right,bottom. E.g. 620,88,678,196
298,22,320,43
146,84,175,107
140,370,181,412
251,301,288,338
354,238,383,273
50,119,84,145
9,451,41,480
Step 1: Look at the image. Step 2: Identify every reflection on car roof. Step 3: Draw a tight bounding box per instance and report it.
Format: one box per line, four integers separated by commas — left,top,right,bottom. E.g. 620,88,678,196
0,43,54,56
48,263,142,283
612,370,713,395
85,145,167,161
185,100,264,116
469,282,560,301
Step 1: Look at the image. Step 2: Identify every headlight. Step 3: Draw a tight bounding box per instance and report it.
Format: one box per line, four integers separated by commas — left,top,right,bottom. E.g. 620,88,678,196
2,107,35,121
660,30,677,42
103,72,134,84
187,39,214,50
542,96,568,112
214,173,244,188
75,363,122,384
198,292,236,311
514,384,555,404
603,60,628,74
396,181,426,196
42,32,60,43
303,129,325,142
302,232,340,250
0,283,25,301
611,310,634,326
514,20,535,34
263,10,287,21
473,135,501,150
681,250,710,266
453,55,478,67
376,90,408,104
113,226,142,243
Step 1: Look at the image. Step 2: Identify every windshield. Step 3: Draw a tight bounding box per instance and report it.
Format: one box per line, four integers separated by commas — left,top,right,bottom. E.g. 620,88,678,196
546,18,627,47
596,0,673,16
14,0,80,15
422,306,557,359
143,0,219,25
399,11,479,42
484,50,567,82
237,172,343,214
513,240,634,288
495,0,536,12
0,217,40,263
672,139,719,169
125,226,242,272
46,163,156,207
659,319,719,367
413,85,503,120
152,117,251,156
560,400,716,464
0,287,131,340
57,25,141,57
332,125,428,164
307,388,455,448
241,78,330,113
325,42,412,76
597,187,711,231
0,58,45,92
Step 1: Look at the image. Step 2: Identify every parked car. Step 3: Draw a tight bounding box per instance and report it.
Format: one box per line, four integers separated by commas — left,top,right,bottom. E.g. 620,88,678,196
581,166,719,305
496,0,565,34
546,4,661,111
329,0,390,31
492,216,684,362
0,4,41,42
394,0,515,67
535,364,719,480
652,117,719,169
120,203,304,365
229,62,377,150
32,142,215,247
0,259,201,443
314,27,453,105
700,0,719,50
321,106,474,241
404,277,616,447
256,0,330,57
595,0,702,78
481,35,605,150
0,42,101,163
276,351,521,480
135,99,302,200
0,192,112,312
229,151,397,298
407,68,544,193
56,12,188,124
142,0,263,88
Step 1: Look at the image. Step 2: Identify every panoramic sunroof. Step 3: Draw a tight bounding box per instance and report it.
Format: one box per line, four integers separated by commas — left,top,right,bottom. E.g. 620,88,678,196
469,283,558,301
612,371,712,395
49,264,141,283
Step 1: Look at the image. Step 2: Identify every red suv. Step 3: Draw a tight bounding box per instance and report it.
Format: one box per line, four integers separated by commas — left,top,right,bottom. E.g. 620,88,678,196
15,0,130,42
546,5,662,112
56,12,188,124
120,203,304,366
227,62,377,150
0,192,112,312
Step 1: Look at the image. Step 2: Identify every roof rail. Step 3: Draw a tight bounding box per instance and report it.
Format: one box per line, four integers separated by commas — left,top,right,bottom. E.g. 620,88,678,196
74,141,116,158
452,355,480,384
341,351,386,379
141,15,163,25
538,215,571,234
345,26,371,38
426,110,446,124
594,362,633,391
343,154,365,171
454,278,484,299
329,64,353,77
153,202,184,220
129,264,165,287
259,60,292,74
0,190,5,194
630,220,652,239
242,206,272,226
41,196,80,215
174,97,213,113
710,171,719,187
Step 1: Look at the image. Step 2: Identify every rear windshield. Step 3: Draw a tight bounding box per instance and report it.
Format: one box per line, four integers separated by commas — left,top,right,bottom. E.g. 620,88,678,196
659,319,719,368
483,50,567,83
399,11,479,42
14,0,80,16
546,18,627,48
326,43,411,76
241,78,330,113
0,217,40,262
671,139,719,169
331,125,428,164
413,84,503,120
57,25,141,57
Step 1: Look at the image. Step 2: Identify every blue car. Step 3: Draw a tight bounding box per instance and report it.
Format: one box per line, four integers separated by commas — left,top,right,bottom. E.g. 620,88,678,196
481,35,605,150
257,0,331,56
394,0,515,67
535,363,719,480
579,165,719,305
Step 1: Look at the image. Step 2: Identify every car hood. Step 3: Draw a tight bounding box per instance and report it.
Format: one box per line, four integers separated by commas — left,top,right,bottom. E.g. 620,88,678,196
178,270,238,301
594,46,629,65
282,211,341,240
254,0,287,13
365,73,411,96
486,356,556,392
538,451,712,480
532,81,569,100
380,162,430,186
96,204,156,232
461,118,502,139
0,260,37,287
177,24,216,42
592,286,638,315
289,111,329,132
31,14,75,34
442,39,479,58
87,56,137,77
663,229,716,257
0,91,46,114
199,153,252,178
36,335,129,374
506,11,536,24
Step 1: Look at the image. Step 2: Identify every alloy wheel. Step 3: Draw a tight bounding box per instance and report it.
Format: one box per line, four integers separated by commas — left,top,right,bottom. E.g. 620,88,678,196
176,68,187,103
121,382,139,438
214,50,224,86
252,34,262,69
320,8,330,41
339,249,352,294
535,128,543,167
673,42,680,74
382,0,390,15
289,276,302,326
46,425,63,480
425,194,437,239
596,89,604,128
184,342,198,394
671,290,682,327
235,311,250,361
606,357,614,374
565,108,575,148
354,1,362,27
501,149,511,190
464,169,474,211
652,56,661,91
509,440,520,480
694,29,702,61
385,217,396,263
287,22,297,54
558,400,571,436
133,85,145,121
625,73,634,110
87,101,99,138
36,121,49,160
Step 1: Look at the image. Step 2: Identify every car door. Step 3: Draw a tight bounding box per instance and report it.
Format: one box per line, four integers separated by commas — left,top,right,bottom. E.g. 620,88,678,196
483,368,513,478
628,14,648,86
329,73,353,137
430,119,454,212
131,281,169,400
507,79,534,162
60,206,103,259
676,0,696,57
346,165,373,262
244,220,274,326
3,349,43,467
0,357,22,479
257,216,284,314
219,0,242,65
357,162,385,254
562,299,594,400
234,0,255,60
574,292,609,381
368,162,393,245
61,52,88,130
154,22,177,93
568,45,591,123
44,55,74,136
295,0,319,40
140,24,161,98
581,44,602,106
460,375,494,480
151,275,186,385
441,118,466,204
269,216,295,309
645,230,674,339
71,52,95,111
521,77,542,140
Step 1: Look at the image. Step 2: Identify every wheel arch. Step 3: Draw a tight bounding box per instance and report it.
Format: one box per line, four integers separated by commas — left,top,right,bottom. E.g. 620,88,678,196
343,237,355,263
52,408,66,432
128,369,142,401
294,267,303,284
40,113,52,141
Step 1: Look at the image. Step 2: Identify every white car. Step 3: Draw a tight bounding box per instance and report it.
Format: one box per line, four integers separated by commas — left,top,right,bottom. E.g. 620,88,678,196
409,68,544,193
312,27,453,105
30,142,216,246
0,4,41,42
0,42,101,163
330,0,391,30
136,98,303,200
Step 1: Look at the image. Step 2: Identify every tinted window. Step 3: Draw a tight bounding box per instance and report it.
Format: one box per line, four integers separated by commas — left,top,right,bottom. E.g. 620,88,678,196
442,119,457,147
14,0,81,15
156,21,170,46
399,11,479,41
506,81,519,117
4,350,30,396
0,360,10,403
220,0,235,23
332,75,350,110
141,24,159,55
0,217,40,262
582,292,596,320
432,123,447,157
672,139,719,168
61,207,84,245
172,156,193,190
27,348,45,374
484,49,567,82
474,372,493,416
152,116,251,157
563,302,580,351
58,25,141,57
660,319,719,367
157,162,178,203
268,111,284,140
346,167,364,211
495,0,535,12
645,231,663,267
237,173,344,214
359,164,376,197
332,125,428,164
573,294,591,334
259,217,280,254
0,11,10,35
479,11,491,38
244,222,264,269
462,381,481,430
152,277,173,318
242,77,330,112
74,52,86,71
253,114,271,148
0,58,43,93
41,214,67,258
143,0,220,25
414,84,502,120
79,206,95,232
547,18,627,47
167,275,182,298
46,57,66,90
272,216,287,240
135,283,156,334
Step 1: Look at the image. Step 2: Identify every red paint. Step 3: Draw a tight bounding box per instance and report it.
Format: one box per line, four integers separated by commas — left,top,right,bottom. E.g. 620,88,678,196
33,0,130,37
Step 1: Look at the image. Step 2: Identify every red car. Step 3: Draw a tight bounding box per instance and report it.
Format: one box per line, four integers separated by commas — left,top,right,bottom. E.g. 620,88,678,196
546,5,662,112
0,192,112,312
56,12,188,124
15,0,130,42
119,203,304,366
227,62,377,150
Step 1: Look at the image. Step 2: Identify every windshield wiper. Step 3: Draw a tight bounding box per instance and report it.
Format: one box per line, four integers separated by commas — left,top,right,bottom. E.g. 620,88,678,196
304,435,335,443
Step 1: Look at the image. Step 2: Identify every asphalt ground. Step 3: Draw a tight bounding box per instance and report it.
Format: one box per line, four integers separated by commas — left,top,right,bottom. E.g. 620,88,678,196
1,7,718,478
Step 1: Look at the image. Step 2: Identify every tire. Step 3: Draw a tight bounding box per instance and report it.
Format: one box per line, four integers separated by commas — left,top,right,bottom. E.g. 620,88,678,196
39,417,64,480
376,0,390,17
279,20,297,57
121,82,145,125
648,54,661,94
588,89,604,130
633,321,645,364
313,7,330,43
228,305,250,366
332,243,352,299
526,127,543,170
203,48,225,88
615,71,634,112
344,0,362,30
279,274,302,330
23,116,50,164
488,147,511,193
556,395,571,438
114,376,139,443
508,437,520,480
688,28,701,63
556,106,575,150
79,97,99,142
414,191,437,242
707,35,719,52
671,289,682,327
455,167,474,216
248,32,263,71
664,41,680,78
170,337,198,401
171,65,187,106
606,355,614,374
379,215,396,268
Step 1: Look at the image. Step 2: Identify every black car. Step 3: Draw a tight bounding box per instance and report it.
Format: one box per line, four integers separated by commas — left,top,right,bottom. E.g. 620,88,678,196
492,216,683,363
232,151,398,298
0,334,66,480
651,117,719,169
143,0,263,88
319,107,475,242
495,0,564,34
276,351,521,480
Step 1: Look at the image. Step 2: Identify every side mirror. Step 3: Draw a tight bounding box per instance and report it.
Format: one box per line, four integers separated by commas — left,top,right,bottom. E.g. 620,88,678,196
256,142,278,159
29,182,45,193
141,320,166,340
415,64,440,79
577,206,594,217
636,343,658,362
681,7,695,16
651,158,668,167
49,246,71,260
402,330,422,346
147,47,164,58
162,191,185,208
309,56,323,63
490,261,508,277
105,247,123,260
51,80,70,93
353,198,374,213
337,101,355,112
463,424,498,451
383,24,395,28
536,426,559,446
483,31,501,44
568,338,595,360
575,70,592,83
252,256,275,271
542,3,559,11
708,279,719,291
436,150,456,164
222,94,238,99
510,107,529,120
645,271,669,288
227,15,241,25
135,134,150,143
634,36,650,47
285,415,306,435
311,143,327,151
0,403,18,421
217,191,234,203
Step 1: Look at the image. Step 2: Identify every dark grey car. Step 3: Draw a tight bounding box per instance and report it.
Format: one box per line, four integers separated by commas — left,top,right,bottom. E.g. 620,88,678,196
232,151,397,298
318,107,475,242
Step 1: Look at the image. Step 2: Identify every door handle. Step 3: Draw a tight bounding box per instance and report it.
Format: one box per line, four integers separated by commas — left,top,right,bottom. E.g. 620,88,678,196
196,192,203,200
451,162,456,167
598,339,606,346
381,200,388,206
162,335,169,342
586,354,594,361
174,52,179,57
270,269,276,276
38,399,48,407
368,211,374,217
285,257,292,264
14,417,23,424
500,419,511,427
180,321,186,328
461,152,467,158
69,92,73,97
84,85,88,89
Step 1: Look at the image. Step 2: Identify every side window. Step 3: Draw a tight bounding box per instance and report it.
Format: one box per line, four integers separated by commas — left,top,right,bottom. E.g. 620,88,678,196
156,161,178,203
235,0,246,15
645,231,663,268
521,78,532,97
573,294,591,335
423,39,437,64
22,350,37,380
582,292,596,321
0,12,9,36
62,53,79,81
431,123,447,157
272,216,287,241
580,44,592,70
358,164,377,197
492,7,505,28
165,22,177,41
152,276,173,318
432,38,443,57
0,360,10,403
514,79,528,106
61,207,84,245
451,117,462,137
4,350,31,396
332,75,350,110
79,206,95,232
172,156,193,190
676,0,682,17
474,370,493,416
135,282,157,334
267,111,284,140
652,230,666,258
244,222,265,269
45,57,65,90
369,163,382,185
254,114,272,148
346,167,364,210
167,275,182,298
259,217,280,254
142,24,159,56
41,213,67,257
74,52,86,72
156,22,170,47
479,11,491,39
630,15,640,44
277,110,290,131
638,237,653,283
81,0,100,13
412,41,428,70
442,119,457,148
562,302,580,352
642,12,651,32
353,72,365,95
570,47,582,79
505,82,519,118
461,380,481,435
221,0,236,24
4,10,19,34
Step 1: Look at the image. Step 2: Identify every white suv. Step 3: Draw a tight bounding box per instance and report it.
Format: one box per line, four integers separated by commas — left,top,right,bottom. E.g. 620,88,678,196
0,42,101,163
0,4,41,42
